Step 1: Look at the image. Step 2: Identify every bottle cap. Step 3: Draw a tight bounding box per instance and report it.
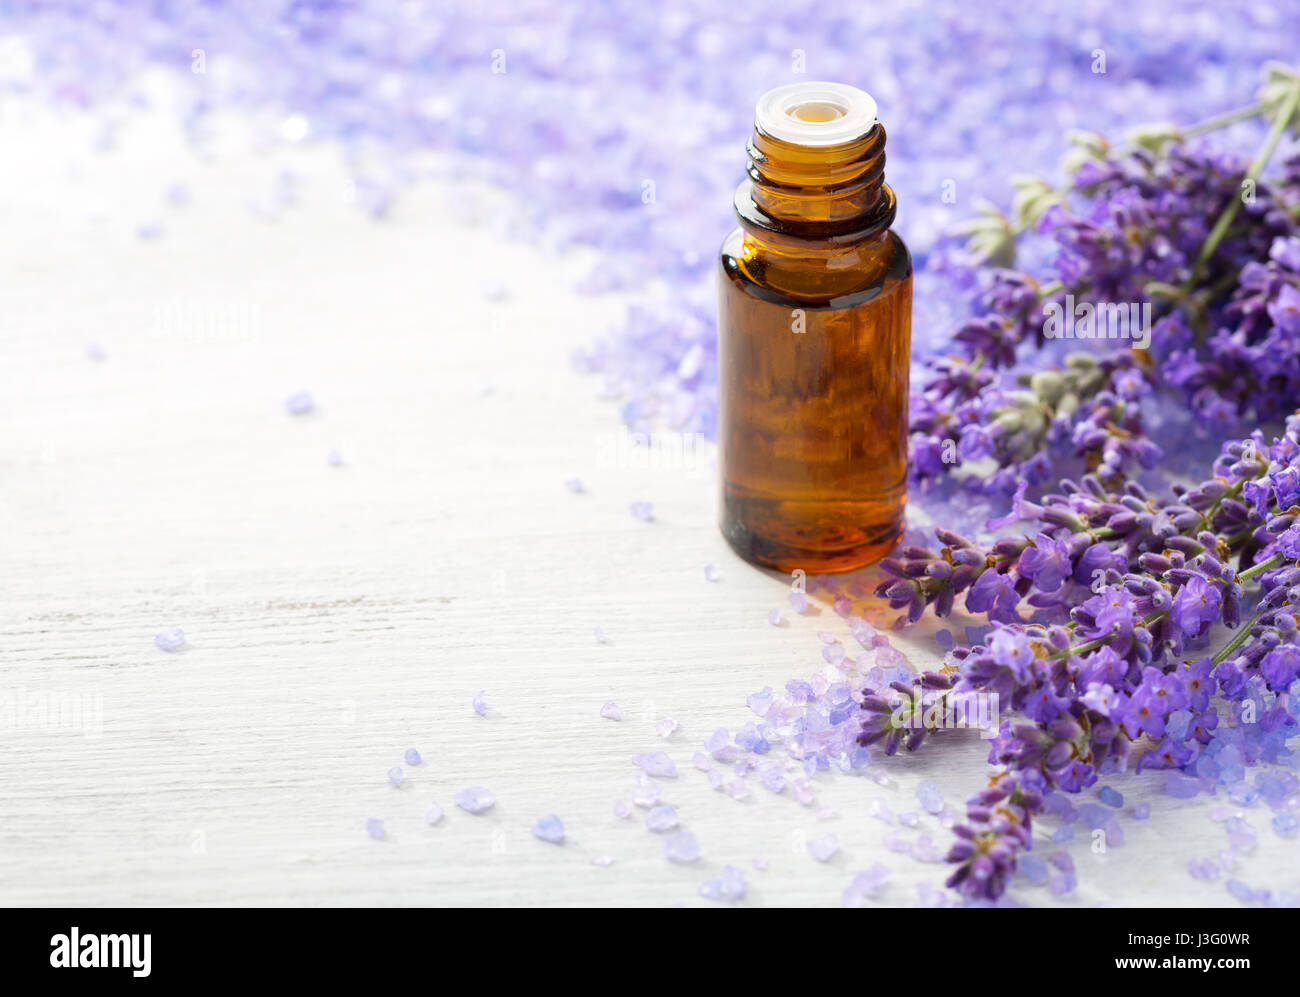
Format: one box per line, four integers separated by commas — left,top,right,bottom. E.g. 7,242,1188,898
754,82,878,147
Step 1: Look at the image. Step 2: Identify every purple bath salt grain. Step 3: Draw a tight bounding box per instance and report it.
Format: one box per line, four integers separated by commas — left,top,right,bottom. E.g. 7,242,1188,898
1098,786,1123,808
703,563,720,582
912,835,942,863
664,832,700,864
85,341,106,361
808,833,839,862
727,780,750,800
1051,825,1075,843
822,644,846,665
425,802,444,825
747,687,774,716
613,799,632,820
365,818,385,840
633,752,678,779
593,626,610,644
564,477,585,494
720,865,746,900
454,786,495,814
600,701,622,721
767,608,784,627
644,805,678,832
843,864,891,906
698,878,723,900
1133,802,1152,820
916,782,944,814
656,717,678,738
591,855,614,867
404,748,421,766
1104,818,1124,847
898,811,920,828
1048,873,1077,897
154,627,185,651
692,752,712,772
1208,806,1239,822
752,856,769,872
706,768,724,791
629,501,654,522
1165,771,1202,799
285,390,314,415
758,761,785,794
869,798,894,824
1049,850,1075,874
789,590,808,614
327,448,343,467
531,815,565,844
631,777,661,808
472,691,487,716
1018,853,1049,885
1226,879,1257,903
883,831,910,853
1273,814,1300,836
387,766,403,787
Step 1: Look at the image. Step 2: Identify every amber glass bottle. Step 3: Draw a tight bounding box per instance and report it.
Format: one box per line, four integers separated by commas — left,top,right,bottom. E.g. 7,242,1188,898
718,82,912,573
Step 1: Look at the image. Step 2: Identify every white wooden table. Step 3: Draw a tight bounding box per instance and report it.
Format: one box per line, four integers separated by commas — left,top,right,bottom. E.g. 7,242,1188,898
1,88,1289,907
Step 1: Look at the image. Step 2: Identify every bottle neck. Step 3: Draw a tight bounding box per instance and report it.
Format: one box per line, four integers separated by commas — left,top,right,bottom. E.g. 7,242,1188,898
733,123,897,297
737,122,895,239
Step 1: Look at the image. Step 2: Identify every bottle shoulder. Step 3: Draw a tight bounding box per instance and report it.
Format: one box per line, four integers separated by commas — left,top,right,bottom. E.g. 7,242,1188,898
718,227,911,308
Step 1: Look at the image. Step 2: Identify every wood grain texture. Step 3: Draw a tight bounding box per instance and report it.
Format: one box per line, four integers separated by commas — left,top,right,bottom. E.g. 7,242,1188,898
1,91,1293,907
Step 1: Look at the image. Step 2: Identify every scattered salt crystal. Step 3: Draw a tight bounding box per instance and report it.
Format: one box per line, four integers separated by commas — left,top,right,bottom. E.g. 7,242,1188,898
898,811,920,828
564,477,586,494
656,717,678,738
327,448,343,467
1133,802,1152,820
531,814,565,844
645,805,679,832
664,832,700,863
633,751,678,778
916,782,944,814
472,690,487,716
843,864,891,906
869,798,894,824
365,818,385,839
387,766,403,786
285,390,314,415
613,799,632,820
1273,814,1300,836
1098,786,1124,808
789,591,808,614
154,627,186,651
454,786,495,814
752,856,769,871
600,701,622,721
591,855,614,866
808,833,839,862
703,563,720,582
727,780,750,800
767,608,784,626
404,748,421,765
630,501,654,522
720,864,746,900
631,777,661,808
593,626,610,644
425,802,444,825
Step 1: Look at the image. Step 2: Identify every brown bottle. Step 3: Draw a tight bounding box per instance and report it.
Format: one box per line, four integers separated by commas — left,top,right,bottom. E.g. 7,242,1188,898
718,82,912,573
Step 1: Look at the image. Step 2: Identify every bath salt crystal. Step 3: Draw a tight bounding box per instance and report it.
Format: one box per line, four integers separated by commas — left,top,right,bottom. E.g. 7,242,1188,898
387,766,403,786
454,786,495,814
1098,786,1124,808
633,752,678,778
808,833,839,862
630,501,655,522
703,563,720,582
600,701,622,721
613,799,632,820
767,608,784,626
789,591,808,614
365,818,386,840
593,626,610,644
404,748,421,765
285,390,314,415
843,864,891,906
155,627,186,652
472,691,487,716
564,477,586,494
727,780,750,800
531,815,565,844
664,832,700,863
590,855,614,867
720,865,746,900
631,778,661,808
425,803,444,825
645,805,679,832
656,717,679,738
